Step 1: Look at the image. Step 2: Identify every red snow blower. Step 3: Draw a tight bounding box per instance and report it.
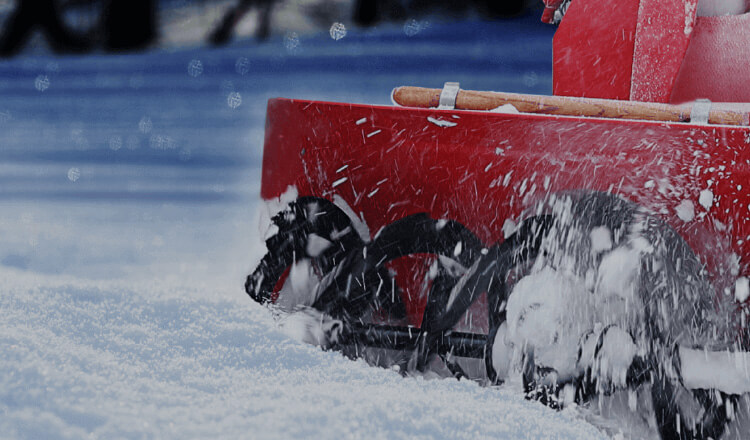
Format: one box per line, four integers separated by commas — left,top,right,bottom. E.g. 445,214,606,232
247,1,750,438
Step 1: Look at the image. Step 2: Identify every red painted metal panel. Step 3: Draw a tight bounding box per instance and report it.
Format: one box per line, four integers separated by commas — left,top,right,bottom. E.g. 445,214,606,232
630,0,698,102
552,0,640,99
553,0,750,104
671,13,750,103
261,98,750,323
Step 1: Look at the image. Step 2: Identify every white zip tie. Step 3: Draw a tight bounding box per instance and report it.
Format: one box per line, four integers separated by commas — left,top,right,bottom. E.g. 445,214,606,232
690,99,711,125
438,82,460,110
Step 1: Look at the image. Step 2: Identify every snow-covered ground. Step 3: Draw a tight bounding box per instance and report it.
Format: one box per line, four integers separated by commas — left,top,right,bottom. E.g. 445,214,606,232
1,269,606,439
0,9,619,439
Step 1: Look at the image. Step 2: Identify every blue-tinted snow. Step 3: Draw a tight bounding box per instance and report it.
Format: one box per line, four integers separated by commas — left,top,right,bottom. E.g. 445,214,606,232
0,11,607,439
1,272,607,439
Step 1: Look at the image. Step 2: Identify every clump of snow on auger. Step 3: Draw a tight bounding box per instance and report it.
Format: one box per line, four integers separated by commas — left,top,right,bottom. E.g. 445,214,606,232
249,186,300,270
589,226,612,254
497,194,651,389
594,244,644,327
281,306,342,349
505,266,589,379
275,258,321,312
579,326,638,391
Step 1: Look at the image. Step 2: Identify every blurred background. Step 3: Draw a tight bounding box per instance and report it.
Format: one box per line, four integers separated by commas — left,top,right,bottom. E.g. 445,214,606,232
0,1,542,54
0,0,553,288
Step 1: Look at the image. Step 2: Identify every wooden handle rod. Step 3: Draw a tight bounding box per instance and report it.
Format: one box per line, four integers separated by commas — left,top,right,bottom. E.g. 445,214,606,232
392,86,749,126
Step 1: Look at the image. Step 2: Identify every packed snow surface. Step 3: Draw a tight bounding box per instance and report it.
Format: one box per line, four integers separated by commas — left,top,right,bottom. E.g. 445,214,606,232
0,10,614,440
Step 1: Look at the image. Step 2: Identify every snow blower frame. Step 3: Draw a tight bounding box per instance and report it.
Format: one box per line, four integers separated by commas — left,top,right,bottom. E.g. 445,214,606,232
248,0,750,438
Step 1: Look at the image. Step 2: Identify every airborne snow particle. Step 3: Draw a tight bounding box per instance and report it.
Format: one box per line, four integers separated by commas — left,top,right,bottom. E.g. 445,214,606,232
522,71,539,88
503,172,513,187
675,200,695,222
502,219,517,238
34,75,50,92
235,57,250,75
332,177,347,188
187,59,203,77
699,189,714,210
150,134,176,150
67,167,81,182
227,92,242,109
329,22,347,40
355,118,367,125
284,32,300,51
109,135,122,151
736,277,750,302
138,117,152,134
404,19,428,36
453,241,462,257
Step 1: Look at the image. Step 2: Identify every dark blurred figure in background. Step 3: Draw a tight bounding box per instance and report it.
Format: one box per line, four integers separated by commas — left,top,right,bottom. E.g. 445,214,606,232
0,0,157,57
480,0,527,17
353,0,404,26
208,0,531,46
354,0,528,27
0,0,92,57
208,0,275,45
102,0,157,51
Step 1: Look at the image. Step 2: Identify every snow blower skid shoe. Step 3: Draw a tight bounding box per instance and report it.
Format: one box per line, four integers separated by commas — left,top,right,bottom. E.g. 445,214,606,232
248,0,750,438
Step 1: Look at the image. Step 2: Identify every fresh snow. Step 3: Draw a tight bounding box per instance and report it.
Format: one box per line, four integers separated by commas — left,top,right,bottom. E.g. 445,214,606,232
0,11,612,440
1,269,607,439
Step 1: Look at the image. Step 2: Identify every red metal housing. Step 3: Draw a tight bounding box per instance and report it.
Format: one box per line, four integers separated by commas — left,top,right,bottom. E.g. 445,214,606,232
262,99,750,324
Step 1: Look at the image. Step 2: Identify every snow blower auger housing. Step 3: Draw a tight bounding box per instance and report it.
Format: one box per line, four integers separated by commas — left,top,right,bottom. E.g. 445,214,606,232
248,0,750,438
